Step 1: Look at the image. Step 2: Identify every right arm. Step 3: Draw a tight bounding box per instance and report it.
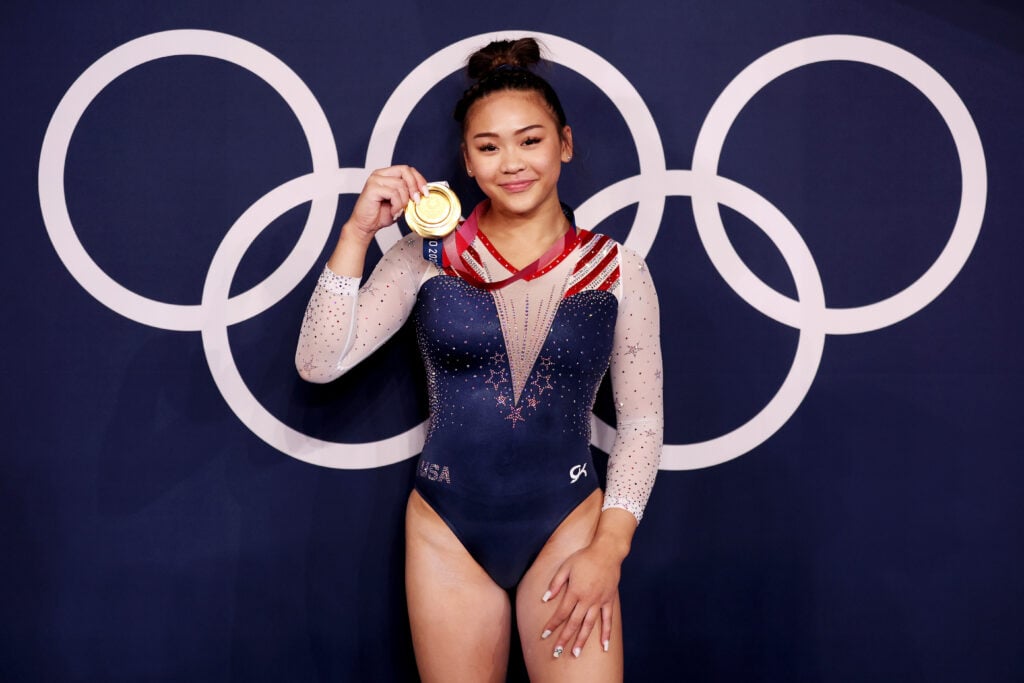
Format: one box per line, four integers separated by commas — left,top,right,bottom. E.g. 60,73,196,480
295,166,430,384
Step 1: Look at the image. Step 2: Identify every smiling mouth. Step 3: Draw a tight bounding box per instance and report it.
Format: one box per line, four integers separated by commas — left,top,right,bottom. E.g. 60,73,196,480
500,180,535,192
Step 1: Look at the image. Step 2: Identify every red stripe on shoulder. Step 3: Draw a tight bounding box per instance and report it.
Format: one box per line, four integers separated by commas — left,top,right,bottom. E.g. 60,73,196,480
566,235,620,298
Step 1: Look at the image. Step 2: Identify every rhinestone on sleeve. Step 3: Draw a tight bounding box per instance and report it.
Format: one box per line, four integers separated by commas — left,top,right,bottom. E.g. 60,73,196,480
602,246,663,523
316,267,360,297
295,236,430,383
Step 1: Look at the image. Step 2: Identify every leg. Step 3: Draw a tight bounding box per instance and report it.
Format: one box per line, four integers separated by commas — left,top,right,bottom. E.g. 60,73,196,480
515,490,625,682
405,489,511,683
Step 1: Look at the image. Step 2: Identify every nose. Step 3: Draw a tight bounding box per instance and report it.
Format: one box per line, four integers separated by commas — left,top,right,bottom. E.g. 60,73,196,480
500,148,525,174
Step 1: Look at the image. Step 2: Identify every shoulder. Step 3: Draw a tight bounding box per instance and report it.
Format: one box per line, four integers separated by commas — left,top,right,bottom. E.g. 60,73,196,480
617,242,652,278
573,230,646,265
566,229,622,298
575,230,657,305
569,230,654,298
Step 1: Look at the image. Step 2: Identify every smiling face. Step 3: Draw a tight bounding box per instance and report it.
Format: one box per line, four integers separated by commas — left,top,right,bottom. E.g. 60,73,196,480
462,89,573,219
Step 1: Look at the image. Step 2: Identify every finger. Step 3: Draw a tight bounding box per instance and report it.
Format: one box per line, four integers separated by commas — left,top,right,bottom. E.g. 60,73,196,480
368,165,408,179
371,165,425,206
552,601,588,659
410,167,430,197
571,605,601,658
542,563,571,603
601,602,612,652
395,165,428,203
377,175,412,208
364,175,410,220
540,590,577,641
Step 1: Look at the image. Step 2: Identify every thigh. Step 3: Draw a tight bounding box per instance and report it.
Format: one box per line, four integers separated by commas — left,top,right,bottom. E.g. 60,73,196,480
515,489,624,683
405,489,511,683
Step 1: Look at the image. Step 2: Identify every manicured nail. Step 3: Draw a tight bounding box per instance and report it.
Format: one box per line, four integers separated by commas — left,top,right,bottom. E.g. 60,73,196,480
603,639,610,652
572,647,581,658
542,590,552,603
553,646,563,658
541,629,551,639
420,184,430,196
412,191,421,204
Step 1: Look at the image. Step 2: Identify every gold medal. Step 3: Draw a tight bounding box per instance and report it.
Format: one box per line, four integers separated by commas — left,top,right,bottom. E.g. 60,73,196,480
405,182,461,238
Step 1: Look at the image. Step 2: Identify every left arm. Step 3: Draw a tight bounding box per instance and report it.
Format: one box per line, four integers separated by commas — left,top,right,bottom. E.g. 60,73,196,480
541,246,664,655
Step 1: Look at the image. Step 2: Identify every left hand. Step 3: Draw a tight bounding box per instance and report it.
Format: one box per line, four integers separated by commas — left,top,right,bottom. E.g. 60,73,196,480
539,542,623,658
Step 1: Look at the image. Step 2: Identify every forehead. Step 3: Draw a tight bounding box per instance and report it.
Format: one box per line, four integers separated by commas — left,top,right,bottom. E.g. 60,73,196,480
464,89,558,132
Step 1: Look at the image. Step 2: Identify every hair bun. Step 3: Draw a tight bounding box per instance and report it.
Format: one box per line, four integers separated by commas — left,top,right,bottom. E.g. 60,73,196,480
454,36,566,129
466,38,542,80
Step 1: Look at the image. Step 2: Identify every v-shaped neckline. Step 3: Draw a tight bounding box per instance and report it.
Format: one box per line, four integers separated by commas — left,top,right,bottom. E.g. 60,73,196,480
475,227,576,281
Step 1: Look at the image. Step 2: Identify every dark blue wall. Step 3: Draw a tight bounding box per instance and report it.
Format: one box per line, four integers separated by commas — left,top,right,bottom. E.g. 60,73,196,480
3,1,1022,681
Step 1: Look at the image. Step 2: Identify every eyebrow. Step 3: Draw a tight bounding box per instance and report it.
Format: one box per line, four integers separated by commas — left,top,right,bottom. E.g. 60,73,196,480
472,124,545,140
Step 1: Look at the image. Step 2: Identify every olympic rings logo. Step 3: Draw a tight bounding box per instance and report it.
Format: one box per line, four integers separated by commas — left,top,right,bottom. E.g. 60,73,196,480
38,29,986,471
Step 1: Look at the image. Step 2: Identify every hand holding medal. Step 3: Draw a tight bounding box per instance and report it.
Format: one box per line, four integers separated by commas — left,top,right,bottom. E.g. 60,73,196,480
343,165,431,242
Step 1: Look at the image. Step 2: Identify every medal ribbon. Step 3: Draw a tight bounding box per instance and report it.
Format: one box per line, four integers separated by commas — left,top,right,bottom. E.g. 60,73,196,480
429,202,578,290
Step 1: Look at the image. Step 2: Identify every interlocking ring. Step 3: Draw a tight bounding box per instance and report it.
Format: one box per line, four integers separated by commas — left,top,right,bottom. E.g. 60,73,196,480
38,30,985,470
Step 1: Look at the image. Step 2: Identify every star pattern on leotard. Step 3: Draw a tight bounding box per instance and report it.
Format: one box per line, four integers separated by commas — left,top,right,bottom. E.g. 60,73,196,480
625,343,643,357
300,358,316,374
495,394,509,407
505,405,526,428
526,397,538,408
655,369,663,379
530,374,554,396
489,351,507,365
485,368,508,389
361,282,379,297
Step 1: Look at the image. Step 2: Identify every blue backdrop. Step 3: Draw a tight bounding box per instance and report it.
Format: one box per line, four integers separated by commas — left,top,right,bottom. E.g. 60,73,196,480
3,1,1023,681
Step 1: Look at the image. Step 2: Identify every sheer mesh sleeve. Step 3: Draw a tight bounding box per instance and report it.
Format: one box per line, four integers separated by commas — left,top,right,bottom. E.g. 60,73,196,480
603,247,664,523
296,234,431,384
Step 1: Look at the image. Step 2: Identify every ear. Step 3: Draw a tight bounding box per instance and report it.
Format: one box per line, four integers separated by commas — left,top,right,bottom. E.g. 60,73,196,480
560,126,574,162
461,142,472,176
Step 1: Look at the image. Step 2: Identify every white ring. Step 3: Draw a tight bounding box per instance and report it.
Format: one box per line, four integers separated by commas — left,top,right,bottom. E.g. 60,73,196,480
38,29,339,331
691,35,986,335
38,31,985,471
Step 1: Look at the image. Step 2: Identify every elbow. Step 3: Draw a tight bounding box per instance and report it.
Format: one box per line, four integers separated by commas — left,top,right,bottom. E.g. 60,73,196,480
296,365,337,385
296,359,348,385
295,355,335,384
298,369,327,384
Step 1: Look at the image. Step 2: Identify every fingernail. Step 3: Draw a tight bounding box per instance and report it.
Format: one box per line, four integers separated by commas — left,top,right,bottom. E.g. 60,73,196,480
553,646,563,658
541,629,551,639
603,639,610,652
420,184,430,196
541,590,551,603
572,647,581,658
412,191,421,204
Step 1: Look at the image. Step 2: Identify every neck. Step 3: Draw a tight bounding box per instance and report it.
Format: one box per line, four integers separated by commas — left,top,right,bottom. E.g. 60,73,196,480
478,198,568,246
475,198,572,271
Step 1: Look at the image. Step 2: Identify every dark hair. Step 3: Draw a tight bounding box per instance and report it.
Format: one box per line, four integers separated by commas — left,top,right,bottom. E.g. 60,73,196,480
453,38,568,132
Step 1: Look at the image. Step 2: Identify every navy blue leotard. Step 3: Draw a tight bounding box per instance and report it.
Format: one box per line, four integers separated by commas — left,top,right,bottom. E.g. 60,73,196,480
297,211,663,590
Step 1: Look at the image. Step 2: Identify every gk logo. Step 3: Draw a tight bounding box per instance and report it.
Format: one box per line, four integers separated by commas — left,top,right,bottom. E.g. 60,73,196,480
569,464,588,484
